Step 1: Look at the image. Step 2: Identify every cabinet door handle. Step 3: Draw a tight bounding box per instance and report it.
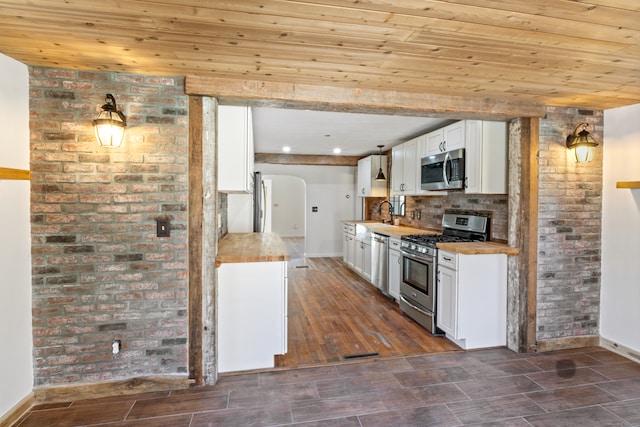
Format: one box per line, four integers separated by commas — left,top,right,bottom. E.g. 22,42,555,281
443,256,453,261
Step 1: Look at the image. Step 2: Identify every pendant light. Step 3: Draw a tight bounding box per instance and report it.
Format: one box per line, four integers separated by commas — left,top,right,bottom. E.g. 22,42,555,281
375,145,386,181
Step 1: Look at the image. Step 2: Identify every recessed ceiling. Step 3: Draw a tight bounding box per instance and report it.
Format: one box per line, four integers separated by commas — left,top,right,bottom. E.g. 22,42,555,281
251,107,452,156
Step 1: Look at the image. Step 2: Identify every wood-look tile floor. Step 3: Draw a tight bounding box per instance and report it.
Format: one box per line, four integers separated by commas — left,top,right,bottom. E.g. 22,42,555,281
15,346,640,426
15,238,640,426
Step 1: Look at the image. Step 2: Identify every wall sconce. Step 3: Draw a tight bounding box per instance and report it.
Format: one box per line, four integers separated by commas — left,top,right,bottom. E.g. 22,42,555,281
375,145,386,181
566,123,598,163
93,94,126,147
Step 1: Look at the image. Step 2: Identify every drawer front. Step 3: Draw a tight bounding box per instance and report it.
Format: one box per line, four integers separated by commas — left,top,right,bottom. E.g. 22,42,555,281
438,250,457,269
343,224,355,235
389,238,401,250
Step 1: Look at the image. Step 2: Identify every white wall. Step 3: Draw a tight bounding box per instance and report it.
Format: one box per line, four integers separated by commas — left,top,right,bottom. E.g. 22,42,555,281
601,103,640,354
267,175,305,237
0,53,33,416
256,164,357,257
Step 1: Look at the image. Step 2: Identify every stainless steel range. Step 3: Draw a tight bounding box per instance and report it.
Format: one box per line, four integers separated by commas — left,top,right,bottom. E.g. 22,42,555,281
399,213,489,334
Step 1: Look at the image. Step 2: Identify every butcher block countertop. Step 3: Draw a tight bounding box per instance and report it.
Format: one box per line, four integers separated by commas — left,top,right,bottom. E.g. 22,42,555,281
342,220,439,238
437,241,520,256
343,220,519,256
216,232,290,267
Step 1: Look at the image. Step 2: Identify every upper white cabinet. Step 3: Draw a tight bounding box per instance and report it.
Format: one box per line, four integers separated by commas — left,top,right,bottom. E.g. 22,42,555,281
218,105,254,193
464,120,508,194
391,137,417,195
357,155,388,197
424,121,465,156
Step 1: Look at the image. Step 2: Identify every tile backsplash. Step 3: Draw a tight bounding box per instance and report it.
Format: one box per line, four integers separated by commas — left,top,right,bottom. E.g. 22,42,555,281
367,193,508,242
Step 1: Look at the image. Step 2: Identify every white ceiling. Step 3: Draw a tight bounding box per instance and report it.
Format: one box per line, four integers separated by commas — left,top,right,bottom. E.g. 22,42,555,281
251,107,453,157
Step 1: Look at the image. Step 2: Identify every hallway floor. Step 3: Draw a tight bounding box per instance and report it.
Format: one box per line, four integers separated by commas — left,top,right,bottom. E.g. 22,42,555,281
15,346,640,426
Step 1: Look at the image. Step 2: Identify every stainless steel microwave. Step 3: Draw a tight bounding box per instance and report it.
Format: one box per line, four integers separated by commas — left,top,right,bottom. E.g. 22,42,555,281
420,148,465,191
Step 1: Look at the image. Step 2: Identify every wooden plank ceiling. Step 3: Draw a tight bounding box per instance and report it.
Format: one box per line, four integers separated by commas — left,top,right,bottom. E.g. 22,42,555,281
0,0,638,110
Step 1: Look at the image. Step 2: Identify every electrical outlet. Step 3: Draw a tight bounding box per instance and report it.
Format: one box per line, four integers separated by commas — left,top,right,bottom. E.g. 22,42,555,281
410,211,415,219
112,340,122,355
417,210,422,220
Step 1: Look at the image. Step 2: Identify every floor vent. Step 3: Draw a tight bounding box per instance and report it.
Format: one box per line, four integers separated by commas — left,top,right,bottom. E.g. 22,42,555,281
295,265,309,269
342,352,379,360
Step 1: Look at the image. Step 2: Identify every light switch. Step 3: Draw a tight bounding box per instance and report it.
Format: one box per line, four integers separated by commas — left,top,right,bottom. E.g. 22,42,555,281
156,219,170,237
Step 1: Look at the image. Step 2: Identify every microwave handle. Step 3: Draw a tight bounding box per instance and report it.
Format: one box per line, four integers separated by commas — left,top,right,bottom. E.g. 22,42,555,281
442,151,451,187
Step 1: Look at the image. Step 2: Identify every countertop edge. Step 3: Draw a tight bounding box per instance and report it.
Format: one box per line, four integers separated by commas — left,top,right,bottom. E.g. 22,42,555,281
215,232,291,266
437,242,520,256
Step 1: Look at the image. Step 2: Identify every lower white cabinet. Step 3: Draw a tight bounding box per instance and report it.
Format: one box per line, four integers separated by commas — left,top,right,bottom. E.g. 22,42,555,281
355,237,372,281
343,224,356,267
388,237,401,300
217,260,288,372
436,250,507,349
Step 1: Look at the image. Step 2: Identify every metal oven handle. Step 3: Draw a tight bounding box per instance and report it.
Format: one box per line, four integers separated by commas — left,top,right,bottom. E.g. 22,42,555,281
400,249,434,264
399,294,432,317
442,151,451,187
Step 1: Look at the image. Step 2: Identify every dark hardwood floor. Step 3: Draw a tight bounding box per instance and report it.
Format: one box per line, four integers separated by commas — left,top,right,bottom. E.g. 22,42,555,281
13,238,640,426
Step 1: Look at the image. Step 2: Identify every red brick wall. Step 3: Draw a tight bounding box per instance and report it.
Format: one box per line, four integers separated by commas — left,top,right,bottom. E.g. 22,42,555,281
29,67,189,386
537,107,603,341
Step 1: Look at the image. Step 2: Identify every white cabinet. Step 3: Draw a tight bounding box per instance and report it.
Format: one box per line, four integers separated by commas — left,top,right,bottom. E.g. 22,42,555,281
218,105,254,193
436,258,457,336
388,237,401,300
424,121,465,156
391,138,417,195
354,239,372,281
436,250,507,350
217,260,287,372
357,155,388,197
464,120,508,194
343,223,356,267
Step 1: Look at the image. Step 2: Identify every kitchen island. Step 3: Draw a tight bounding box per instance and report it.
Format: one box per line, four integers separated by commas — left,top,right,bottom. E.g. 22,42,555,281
216,232,290,373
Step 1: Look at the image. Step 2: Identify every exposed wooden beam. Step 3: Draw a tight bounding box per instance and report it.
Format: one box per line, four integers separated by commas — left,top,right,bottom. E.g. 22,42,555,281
0,167,30,180
515,117,539,353
188,96,204,385
255,153,360,166
185,76,546,120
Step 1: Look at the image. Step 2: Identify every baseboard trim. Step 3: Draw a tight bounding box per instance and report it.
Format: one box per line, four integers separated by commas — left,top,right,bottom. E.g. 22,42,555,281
600,337,640,364
0,392,34,427
534,335,600,352
305,252,342,258
33,376,195,405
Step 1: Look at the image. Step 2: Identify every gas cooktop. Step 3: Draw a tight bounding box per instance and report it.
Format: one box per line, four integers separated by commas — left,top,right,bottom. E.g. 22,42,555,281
400,213,490,256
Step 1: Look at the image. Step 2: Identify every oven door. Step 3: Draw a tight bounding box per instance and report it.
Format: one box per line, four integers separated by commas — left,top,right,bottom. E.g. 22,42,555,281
400,250,435,312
